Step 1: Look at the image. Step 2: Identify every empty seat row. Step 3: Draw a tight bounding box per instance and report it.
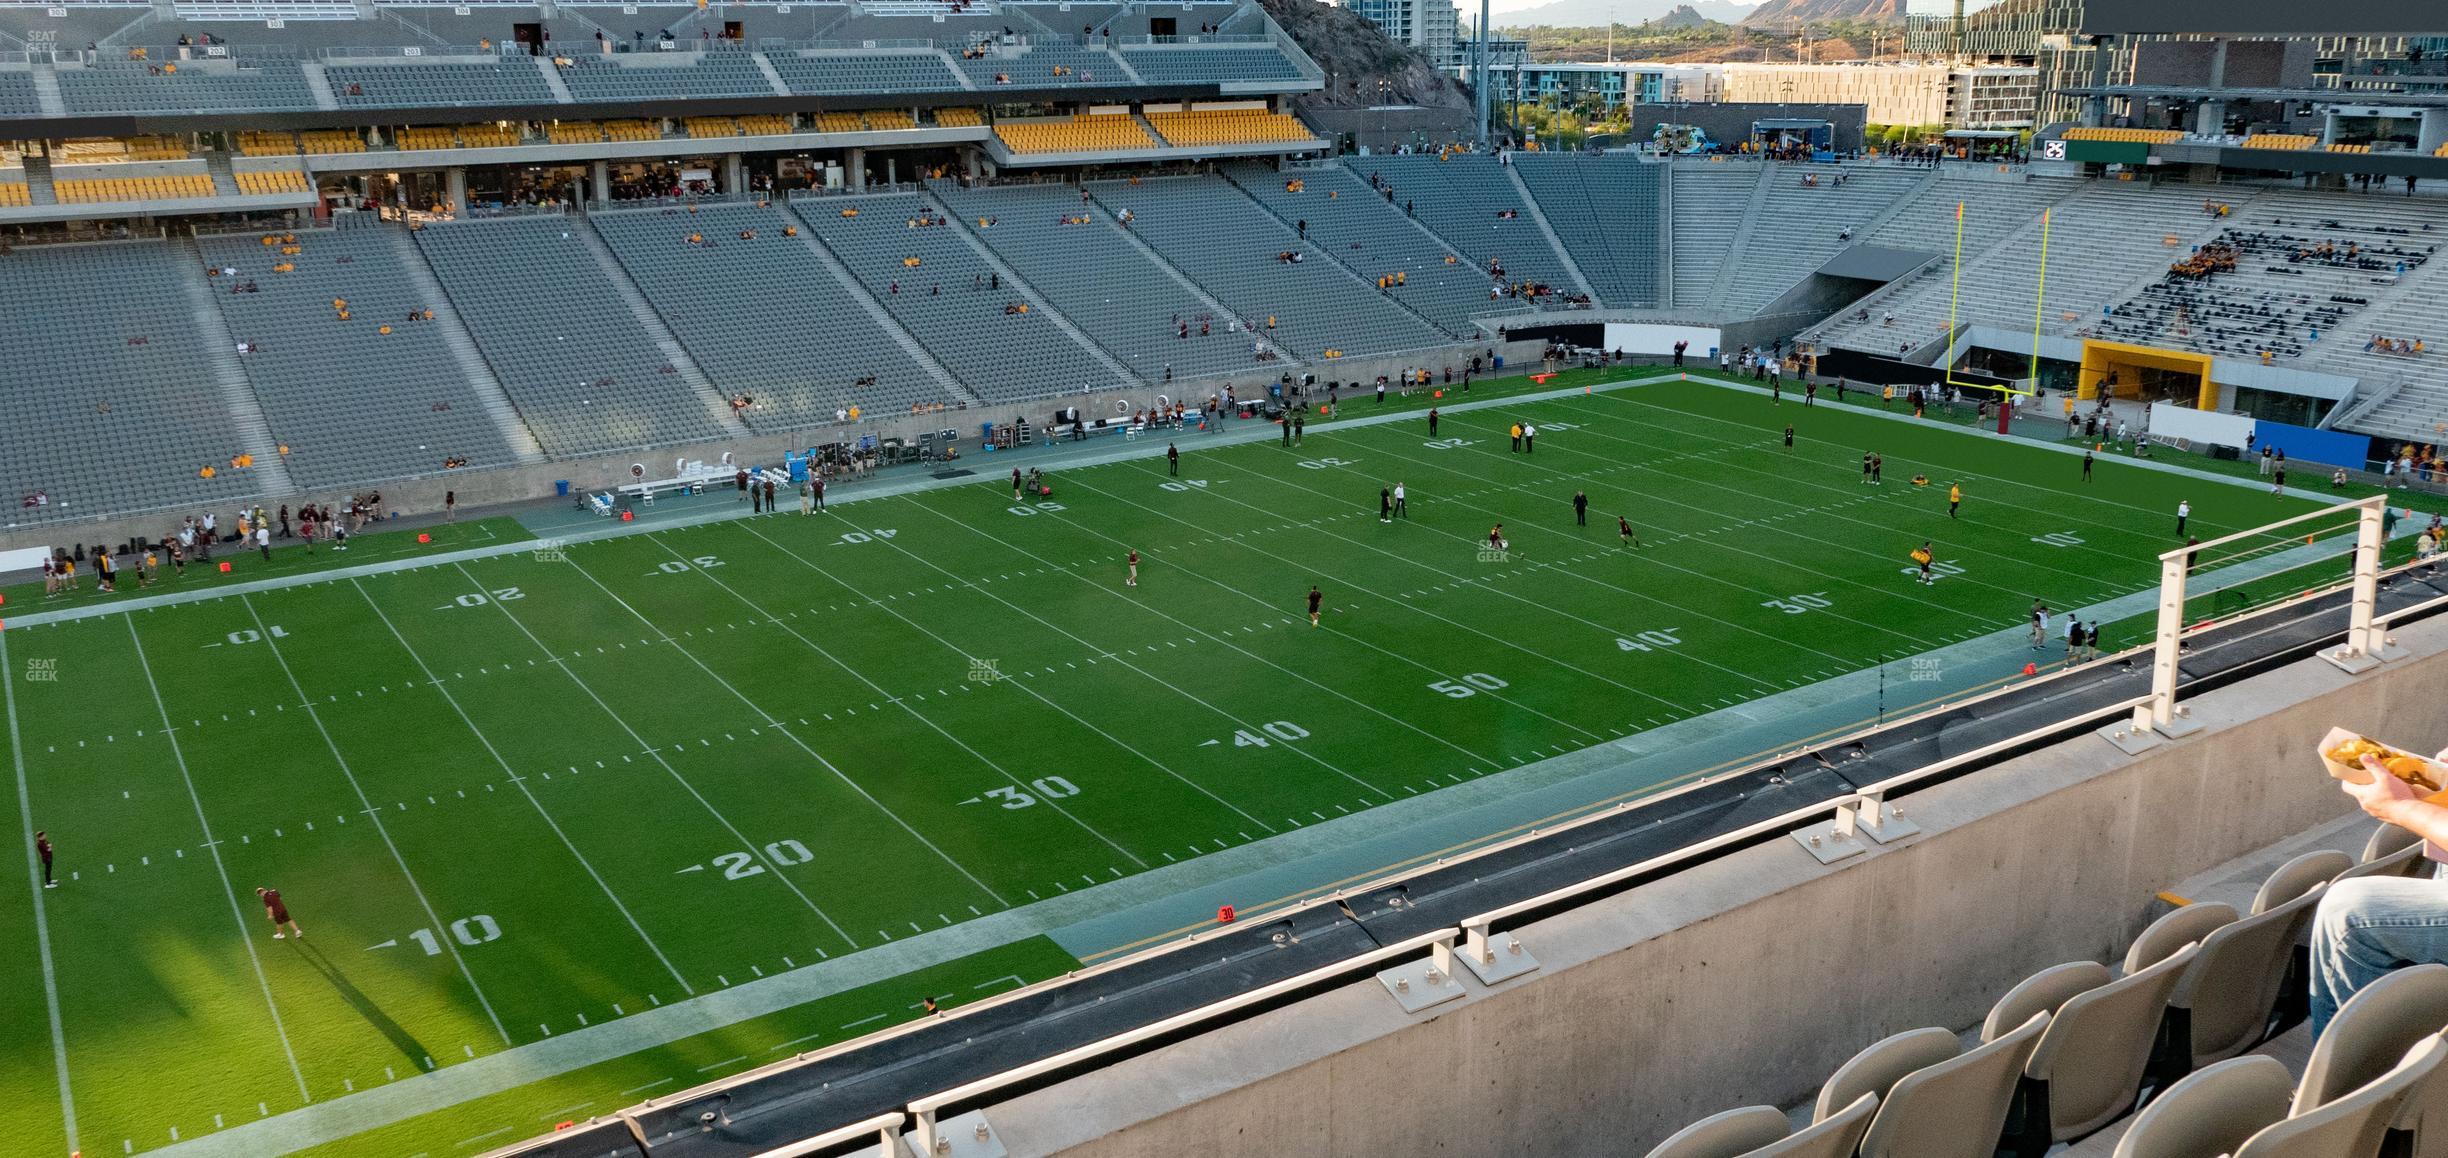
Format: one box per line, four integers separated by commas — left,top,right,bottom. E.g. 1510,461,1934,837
57,60,317,114
1144,108,1311,148
995,113,1155,154
234,170,311,195
325,61,557,108
556,52,778,101
767,51,964,95
54,174,215,203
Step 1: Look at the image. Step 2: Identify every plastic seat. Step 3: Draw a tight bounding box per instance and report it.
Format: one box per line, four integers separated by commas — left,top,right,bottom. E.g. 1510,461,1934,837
2113,1055,2295,1158
2170,885,2328,1070
2366,825,2422,864
1985,962,2109,1042
2011,943,2201,1145
2260,852,2355,913
1858,1011,2048,1158
1641,1105,1789,1158
1815,1026,1958,1124
2240,1036,2447,1158
2335,843,2429,884
2127,902,2239,974
1746,1093,1877,1158
2297,964,2448,1113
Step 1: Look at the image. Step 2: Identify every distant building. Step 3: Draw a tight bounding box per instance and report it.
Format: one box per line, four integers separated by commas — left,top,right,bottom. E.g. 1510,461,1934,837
1719,62,2040,128
1474,61,1724,113
1340,0,1458,68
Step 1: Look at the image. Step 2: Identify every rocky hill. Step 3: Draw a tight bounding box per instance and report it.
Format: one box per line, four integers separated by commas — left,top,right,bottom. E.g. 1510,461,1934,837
1262,0,1471,110
1739,0,1900,27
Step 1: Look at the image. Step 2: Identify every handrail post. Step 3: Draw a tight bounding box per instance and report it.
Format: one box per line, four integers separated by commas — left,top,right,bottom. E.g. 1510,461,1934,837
2326,500,2394,672
1455,917,1540,985
2106,551,2196,753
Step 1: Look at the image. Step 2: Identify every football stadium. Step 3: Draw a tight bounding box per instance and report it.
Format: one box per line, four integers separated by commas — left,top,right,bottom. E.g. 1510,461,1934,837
4,0,2448,1154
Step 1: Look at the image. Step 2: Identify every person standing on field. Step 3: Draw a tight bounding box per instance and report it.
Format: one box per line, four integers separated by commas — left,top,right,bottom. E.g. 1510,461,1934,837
1126,549,1139,587
1392,482,1408,519
1784,424,1794,451
1948,482,1962,519
1427,408,1440,437
1523,423,1538,453
2176,500,2191,537
763,478,776,512
257,887,301,939
1573,489,1589,526
1307,584,1323,627
1379,486,1393,523
34,831,53,888
1618,514,1641,548
1167,443,1179,476
2083,448,2095,482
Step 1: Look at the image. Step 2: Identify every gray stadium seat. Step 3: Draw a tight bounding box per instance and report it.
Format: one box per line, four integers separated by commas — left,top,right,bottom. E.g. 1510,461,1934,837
2239,1036,2446,1158
1856,1011,2048,1158
1360,154,1582,299
1223,162,1517,337
2335,843,2429,884
1745,1093,1877,1158
1984,961,2109,1042
2170,885,2327,1069
1815,1026,1957,1124
2259,851,2355,913
794,191,1123,403
2016,942,2199,1143
1639,1105,1790,1158
2111,1055,2295,1158
2125,902,2238,975
2366,825,2423,864
2294,964,2448,1116
1512,153,1666,308
587,201,956,427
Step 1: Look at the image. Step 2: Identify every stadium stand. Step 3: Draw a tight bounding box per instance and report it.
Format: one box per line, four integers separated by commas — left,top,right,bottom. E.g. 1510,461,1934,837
233,170,312,195
1119,44,1309,85
192,227,520,488
411,215,730,456
1510,152,1666,308
994,112,1156,154
299,129,368,155
1144,107,1312,148
1359,154,1586,303
956,41,1131,88
1087,173,1454,359
1807,179,2229,358
555,49,780,101
55,59,318,115
1222,161,1516,335
2062,126,2185,144
587,201,960,426
796,191,1126,402
1719,165,1931,315
936,179,1266,382
764,50,969,96
54,173,215,203
934,107,985,127
325,59,558,108
2244,133,2320,151
0,240,264,524
1665,159,1759,309
0,179,30,207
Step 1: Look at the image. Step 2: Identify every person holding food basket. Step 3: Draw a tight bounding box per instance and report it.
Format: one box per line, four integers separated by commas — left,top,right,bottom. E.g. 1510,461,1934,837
2316,736,2448,1039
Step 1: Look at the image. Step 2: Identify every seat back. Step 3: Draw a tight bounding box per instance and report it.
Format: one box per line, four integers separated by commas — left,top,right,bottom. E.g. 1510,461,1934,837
2256,851,2353,913
2126,902,2238,973
2241,1036,2447,1158
2176,886,2326,1066
2032,942,2201,1139
2111,1055,2295,1158
1858,1011,2049,1158
1984,961,2110,1042
1641,1105,1789,1158
2296,964,2448,1115
2333,843,2428,884
1745,1093,1876,1158
2365,824,2422,864
1816,1027,1957,1124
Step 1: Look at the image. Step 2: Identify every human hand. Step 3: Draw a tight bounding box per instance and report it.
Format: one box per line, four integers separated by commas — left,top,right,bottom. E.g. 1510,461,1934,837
2343,754,2423,820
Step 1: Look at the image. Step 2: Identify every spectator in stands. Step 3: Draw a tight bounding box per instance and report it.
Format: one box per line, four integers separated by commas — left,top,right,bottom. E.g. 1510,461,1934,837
2317,747,2448,1037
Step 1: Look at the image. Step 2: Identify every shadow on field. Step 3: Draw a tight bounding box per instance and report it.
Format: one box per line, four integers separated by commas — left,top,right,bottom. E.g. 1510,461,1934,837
294,942,431,1064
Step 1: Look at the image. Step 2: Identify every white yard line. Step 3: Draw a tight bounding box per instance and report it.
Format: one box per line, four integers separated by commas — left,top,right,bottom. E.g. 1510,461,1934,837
743,519,1377,809
893,497,1503,771
554,550,1013,905
1233,429,1960,657
447,562,859,951
1330,431,1995,643
236,593,514,1048
121,616,314,1104
345,577,696,996
669,526,1161,864
1,631,80,1153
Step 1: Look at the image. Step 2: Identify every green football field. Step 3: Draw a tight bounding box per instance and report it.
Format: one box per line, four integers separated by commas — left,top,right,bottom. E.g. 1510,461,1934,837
0,373,2355,1156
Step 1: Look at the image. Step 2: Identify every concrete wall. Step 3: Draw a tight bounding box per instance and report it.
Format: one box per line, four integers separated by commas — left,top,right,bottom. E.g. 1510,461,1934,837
983,613,2448,1158
0,339,1543,558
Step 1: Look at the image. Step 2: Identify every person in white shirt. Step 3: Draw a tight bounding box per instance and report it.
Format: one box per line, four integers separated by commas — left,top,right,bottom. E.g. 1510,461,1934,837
1522,423,1538,453
2176,500,2191,537
255,524,271,561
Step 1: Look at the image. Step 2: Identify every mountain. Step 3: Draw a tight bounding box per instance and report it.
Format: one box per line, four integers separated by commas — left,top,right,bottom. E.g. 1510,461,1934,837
1493,0,1752,30
1737,0,1901,26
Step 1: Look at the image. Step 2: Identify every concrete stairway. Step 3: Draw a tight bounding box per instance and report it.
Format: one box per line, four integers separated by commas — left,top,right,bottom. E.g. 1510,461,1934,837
168,233,299,497
571,214,752,436
386,228,548,464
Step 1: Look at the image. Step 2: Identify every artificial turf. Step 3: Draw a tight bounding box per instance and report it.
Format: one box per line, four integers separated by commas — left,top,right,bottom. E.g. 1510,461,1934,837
0,372,2343,1156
